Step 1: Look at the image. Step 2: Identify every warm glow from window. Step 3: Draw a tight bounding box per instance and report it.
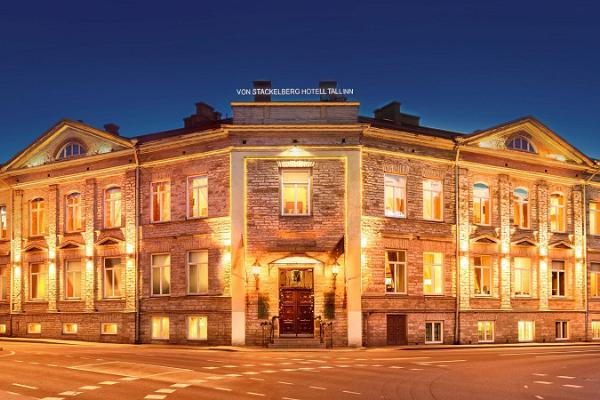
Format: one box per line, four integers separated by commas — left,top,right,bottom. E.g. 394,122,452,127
550,193,566,232
187,316,208,340
104,187,122,228
65,192,83,232
385,250,407,294
473,183,491,225
474,256,492,296
518,320,535,342
30,263,47,300
188,251,209,294
592,321,600,340
62,323,78,334
151,316,169,339
384,174,406,218
514,257,531,296
423,252,443,295
65,260,82,299
151,181,171,222
101,323,118,335
152,254,171,296
0,324,6,334
513,188,530,229
551,260,566,297
30,198,46,236
423,179,443,221
590,263,600,297
0,265,8,301
57,142,85,160
188,176,208,218
506,136,536,153
477,321,494,343
281,169,310,215
590,201,600,235
104,257,123,298
425,321,443,344
27,323,42,334
0,205,7,239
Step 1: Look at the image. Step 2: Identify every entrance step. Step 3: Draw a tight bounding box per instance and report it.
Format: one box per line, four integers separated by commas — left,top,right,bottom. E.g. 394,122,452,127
268,337,326,349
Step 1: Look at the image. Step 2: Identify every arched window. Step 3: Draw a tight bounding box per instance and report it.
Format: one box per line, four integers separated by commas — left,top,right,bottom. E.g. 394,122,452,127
513,188,530,229
506,136,536,153
65,192,83,232
56,142,86,160
473,183,491,225
30,198,46,236
550,193,566,232
104,187,122,228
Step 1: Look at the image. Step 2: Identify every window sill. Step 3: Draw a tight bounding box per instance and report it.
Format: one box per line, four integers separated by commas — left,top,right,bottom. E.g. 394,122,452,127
100,297,124,301
424,294,445,297
280,214,312,218
473,294,492,298
150,294,171,298
150,220,172,224
65,230,84,234
478,340,495,344
385,292,408,296
384,214,407,220
63,298,83,302
186,216,209,221
423,218,444,223
187,293,211,296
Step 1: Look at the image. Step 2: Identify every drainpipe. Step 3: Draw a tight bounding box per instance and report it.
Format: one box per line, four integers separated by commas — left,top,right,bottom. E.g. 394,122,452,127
583,165,600,341
454,142,462,344
132,141,141,344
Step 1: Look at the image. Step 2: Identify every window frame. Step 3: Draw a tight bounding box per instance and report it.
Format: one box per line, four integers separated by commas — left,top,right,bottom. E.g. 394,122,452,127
280,168,311,216
0,265,8,301
64,259,82,300
592,320,600,340
101,323,118,335
506,136,536,153
550,192,567,233
29,198,46,237
425,321,443,344
187,250,209,295
518,320,535,342
473,255,492,296
103,257,123,299
151,253,171,296
187,315,208,341
187,176,209,219
104,186,122,229
551,260,566,298
29,262,47,301
151,316,170,340
472,183,491,226
150,181,171,223
0,205,7,239
555,320,569,341
385,249,407,294
56,142,86,160
477,321,495,343
423,252,444,295
513,187,530,229
62,323,78,335
27,323,42,334
423,179,443,221
384,173,407,219
590,201,600,235
589,263,600,298
65,192,83,233
513,257,532,297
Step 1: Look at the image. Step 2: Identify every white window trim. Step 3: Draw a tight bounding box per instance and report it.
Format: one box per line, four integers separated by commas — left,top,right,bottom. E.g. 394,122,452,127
425,321,443,344
477,321,495,343
385,249,407,294
513,188,531,229
384,174,407,219
64,259,82,300
551,260,566,298
473,183,491,226
555,320,569,341
187,250,209,295
151,253,171,297
473,256,492,297
423,179,443,221
150,181,171,223
103,257,123,299
513,258,532,298
280,168,311,216
186,176,209,219
103,186,122,229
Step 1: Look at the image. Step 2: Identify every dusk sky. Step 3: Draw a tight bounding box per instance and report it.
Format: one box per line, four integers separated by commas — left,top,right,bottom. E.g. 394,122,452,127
1,0,598,162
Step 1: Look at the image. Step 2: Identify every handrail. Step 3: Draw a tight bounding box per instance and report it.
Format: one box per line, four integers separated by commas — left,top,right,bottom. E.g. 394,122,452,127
259,321,271,347
270,316,279,344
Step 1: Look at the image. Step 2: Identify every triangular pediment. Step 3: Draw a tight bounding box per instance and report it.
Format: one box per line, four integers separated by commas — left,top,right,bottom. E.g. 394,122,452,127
460,117,595,167
549,240,574,249
2,119,133,171
471,234,499,244
512,238,538,247
96,236,123,246
24,244,47,253
58,240,83,250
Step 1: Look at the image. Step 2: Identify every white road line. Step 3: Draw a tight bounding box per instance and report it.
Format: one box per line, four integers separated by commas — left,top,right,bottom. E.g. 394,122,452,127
342,390,361,395
189,379,206,384
278,381,293,385
557,376,576,379
12,383,38,390
203,366,220,370
226,374,243,377
48,364,59,367
243,364,256,367
14,360,23,363
318,366,333,369
144,396,166,400
249,378,265,381
224,365,237,368
120,377,139,381
243,371,260,375
418,360,466,365
262,370,277,373
533,381,553,385
309,386,326,390
214,387,232,392
535,396,544,400
156,388,176,394
247,392,266,396
206,376,224,380
390,366,404,369
59,391,82,396
282,397,300,400
171,383,191,388
99,381,118,385
372,357,431,361
79,386,100,390
563,384,583,389
533,373,548,377
40,398,65,400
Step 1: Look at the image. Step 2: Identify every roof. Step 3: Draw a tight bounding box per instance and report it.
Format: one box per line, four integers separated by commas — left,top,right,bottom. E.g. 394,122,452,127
132,118,231,144
358,116,463,140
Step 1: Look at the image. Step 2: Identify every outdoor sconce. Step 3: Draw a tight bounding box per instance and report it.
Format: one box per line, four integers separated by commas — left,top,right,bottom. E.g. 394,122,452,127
251,260,261,290
13,263,21,278
331,261,340,290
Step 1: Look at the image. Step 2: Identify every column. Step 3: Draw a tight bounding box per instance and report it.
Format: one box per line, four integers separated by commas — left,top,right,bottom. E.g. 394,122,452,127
346,151,362,347
537,182,549,310
83,178,96,312
11,189,23,313
230,152,247,345
47,184,58,312
499,175,512,309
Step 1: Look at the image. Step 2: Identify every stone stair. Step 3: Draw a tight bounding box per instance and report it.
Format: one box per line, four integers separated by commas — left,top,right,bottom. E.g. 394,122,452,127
268,337,327,349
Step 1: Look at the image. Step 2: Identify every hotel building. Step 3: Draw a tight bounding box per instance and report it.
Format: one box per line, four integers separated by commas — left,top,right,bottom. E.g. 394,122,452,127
1,82,600,347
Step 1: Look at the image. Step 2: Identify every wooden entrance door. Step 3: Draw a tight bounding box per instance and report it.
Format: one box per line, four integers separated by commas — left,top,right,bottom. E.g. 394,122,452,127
279,288,314,336
387,314,408,345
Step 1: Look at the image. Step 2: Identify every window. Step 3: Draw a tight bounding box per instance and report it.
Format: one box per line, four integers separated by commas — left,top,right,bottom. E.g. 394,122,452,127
423,252,443,295
104,257,123,298
514,257,531,296
384,174,407,218
592,321,600,340
518,320,535,342
0,205,7,239
62,323,78,334
590,201,600,235
188,251,208,294
0,324,6,334
152,254,171,296
513,188,530,229
555,321,569,340
65,260,82,299
474,256,492,296
423,179,443,221
101,323,118,335
281,169,310,215
425,321,443,344
151,316,169,339
590,263,600,297
104,187,122,228
473,183,491,225
27,323,41,334
30,263,47,300
30,198,46,236
477,321,494,343
151,181,171,222
65,192,83,232
187,316,208,340
550,193,566,232
188,176,208,218
551,260,566,297
385,250,407,294
57,142,85,160
506,136,535,153
0,265,8,301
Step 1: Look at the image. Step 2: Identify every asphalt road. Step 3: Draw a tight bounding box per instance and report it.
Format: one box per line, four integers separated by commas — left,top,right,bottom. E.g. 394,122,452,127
1,342,599,400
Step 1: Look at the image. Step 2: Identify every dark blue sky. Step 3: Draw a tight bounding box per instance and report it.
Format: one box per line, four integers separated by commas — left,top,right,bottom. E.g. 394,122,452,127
1,1,598,162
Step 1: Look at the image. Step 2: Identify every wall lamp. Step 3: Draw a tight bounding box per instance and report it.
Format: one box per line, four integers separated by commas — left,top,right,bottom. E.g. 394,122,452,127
251,260,261,291
331,260,340,291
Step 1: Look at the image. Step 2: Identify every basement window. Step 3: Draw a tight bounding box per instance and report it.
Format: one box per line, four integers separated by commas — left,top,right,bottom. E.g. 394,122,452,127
518,320,535,342
425,321,443,344
592,321,600,340
27,323,41,334
477,321,494,343
187,316,208,340
101,323,118,335
63,323,78,335
555,321,569,341
151,316,169,340
0,324,6,334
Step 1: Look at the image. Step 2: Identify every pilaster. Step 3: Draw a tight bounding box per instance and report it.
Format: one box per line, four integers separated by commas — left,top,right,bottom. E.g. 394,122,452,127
83,178,96,312
11,189,23,313
47,184,58,312
536,181,549,310
498,174,512,309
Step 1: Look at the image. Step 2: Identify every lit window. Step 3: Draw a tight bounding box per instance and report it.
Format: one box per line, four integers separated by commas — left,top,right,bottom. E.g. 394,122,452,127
101,323,118,335
385,250,407,294
57,142,86,160
0,265,8,301
152,254,171,296
514,257,531,296
474,256,492,296
518,320,535,342
281,169,310,215
590,201,600,235
423,252,443,295
104,187,122,228
151,316,169,339
187,316,208,340
384,174,407,218
65,260,82,299
188,251,208,294
27,323,42,334
65,192,83,232
550,193,566,232
0,324,6,334
425,321,443,344
555,321,569,340
151,181,171,222
551,260,566,297
30,263,47,300
30,198,46,236
506,136,536,153
590,263,600,297
188,176,208,218
473,183,491,225
477,321,494,343
592,321,600,340
0,205,7,239
513,188,530,229
62,323,78,334
104,257,123,298
423,179,443,221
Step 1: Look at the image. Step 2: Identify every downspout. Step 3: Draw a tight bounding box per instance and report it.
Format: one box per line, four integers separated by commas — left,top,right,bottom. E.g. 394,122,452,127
7,182,13,336
454,142,462,344
132,141,141,344
583,165,600,341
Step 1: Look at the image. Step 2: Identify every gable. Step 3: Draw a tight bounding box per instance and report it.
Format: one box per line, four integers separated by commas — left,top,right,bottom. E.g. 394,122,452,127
3,119,133,171
460,117,594,167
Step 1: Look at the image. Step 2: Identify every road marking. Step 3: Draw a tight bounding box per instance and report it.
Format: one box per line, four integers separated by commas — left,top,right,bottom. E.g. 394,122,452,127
533,381,553,385
30,362,39,365
14,360,23,363
226,374,243,377
120,377,139,381
278,381,293,385
48,364,59,367
99,381,118,385
144,396,166,400
249,378,265,381
79,386,100,390
533,373,548,377
247,392,266,396
281,368,297,372
338,365,350,368
171,383,191,388
342,390,361,395
410,368,423,371
318,366,333,369
214,387,232,392
282,397,300,400
39,398,65,400
156,388,176,394
12,383,38,390
207,376,224,380
243,371,260,375
243,364,256,367
59,391,82,396
417,360,466,365
203,366,220,370
371,364,383,367
557,376,575,379
534,396,544,400
309,386,326,390
224,365,237,368
390,366,404,369
262,370,277,373
563,384,582,389
355,358,368,361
